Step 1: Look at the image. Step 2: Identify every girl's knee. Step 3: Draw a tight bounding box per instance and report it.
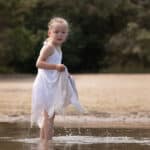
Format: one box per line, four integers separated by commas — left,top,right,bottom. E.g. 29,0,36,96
43,110,49,120
43,110,55,122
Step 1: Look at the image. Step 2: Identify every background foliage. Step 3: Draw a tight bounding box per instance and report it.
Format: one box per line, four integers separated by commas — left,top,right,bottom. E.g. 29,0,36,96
0,0,150,73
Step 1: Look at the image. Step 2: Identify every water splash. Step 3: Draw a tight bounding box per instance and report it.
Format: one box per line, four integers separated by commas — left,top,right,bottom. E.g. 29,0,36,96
7,136,150,145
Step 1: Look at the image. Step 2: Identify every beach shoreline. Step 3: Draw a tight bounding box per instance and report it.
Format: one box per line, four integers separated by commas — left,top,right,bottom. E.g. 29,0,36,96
0,113,150,129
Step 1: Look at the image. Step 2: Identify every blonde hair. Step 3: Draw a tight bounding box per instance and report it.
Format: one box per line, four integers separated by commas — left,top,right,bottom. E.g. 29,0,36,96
48,17,69,30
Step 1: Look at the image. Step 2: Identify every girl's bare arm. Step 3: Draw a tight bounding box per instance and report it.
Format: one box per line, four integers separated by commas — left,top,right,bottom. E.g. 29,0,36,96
36,44,65,71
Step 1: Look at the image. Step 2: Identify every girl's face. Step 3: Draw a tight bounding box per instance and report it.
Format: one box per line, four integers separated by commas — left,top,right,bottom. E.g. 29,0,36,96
48,23,68,46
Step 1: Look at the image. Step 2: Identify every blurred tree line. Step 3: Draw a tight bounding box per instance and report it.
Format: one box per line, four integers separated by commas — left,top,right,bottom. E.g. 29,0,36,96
0,0,150,73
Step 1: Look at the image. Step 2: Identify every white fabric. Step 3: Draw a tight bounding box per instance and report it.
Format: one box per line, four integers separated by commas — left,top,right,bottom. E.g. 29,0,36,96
31,42,84,127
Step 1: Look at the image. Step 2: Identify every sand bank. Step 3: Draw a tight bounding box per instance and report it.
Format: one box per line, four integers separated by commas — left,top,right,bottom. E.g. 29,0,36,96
0,74,150,128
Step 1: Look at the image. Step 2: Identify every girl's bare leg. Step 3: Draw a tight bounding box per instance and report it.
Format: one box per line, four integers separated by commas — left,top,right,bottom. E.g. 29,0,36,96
40,111,55,140
40,110,50,140
49,113,55,139
40,127,44,140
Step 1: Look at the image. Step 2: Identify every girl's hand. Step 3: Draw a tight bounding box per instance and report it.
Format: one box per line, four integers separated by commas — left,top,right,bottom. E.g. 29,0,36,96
68,73,72,78
56,64,65,72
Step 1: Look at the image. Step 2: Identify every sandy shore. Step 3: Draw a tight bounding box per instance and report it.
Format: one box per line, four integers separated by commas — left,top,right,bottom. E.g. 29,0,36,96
0,74,150,128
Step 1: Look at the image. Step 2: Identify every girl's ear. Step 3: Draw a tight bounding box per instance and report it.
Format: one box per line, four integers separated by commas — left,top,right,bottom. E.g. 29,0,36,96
48,30,51,37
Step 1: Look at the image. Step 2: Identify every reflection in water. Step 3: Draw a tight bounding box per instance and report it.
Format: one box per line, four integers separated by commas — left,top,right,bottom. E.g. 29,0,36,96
38,140,54,150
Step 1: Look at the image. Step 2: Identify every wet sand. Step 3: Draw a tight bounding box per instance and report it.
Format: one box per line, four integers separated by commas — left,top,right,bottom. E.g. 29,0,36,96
0,74,150,128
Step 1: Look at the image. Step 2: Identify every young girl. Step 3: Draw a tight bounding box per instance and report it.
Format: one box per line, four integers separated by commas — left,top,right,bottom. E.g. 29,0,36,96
31,17,83,141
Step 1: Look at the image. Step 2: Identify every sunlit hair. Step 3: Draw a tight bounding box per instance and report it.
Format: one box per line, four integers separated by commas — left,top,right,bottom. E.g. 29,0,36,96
48,17,69,30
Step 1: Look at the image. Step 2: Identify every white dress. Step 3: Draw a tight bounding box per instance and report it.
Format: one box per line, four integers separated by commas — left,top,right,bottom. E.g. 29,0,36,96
31,41,84,127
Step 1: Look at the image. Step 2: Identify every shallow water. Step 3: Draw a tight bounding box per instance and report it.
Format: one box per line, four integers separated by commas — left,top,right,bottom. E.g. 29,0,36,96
0,122,150,150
